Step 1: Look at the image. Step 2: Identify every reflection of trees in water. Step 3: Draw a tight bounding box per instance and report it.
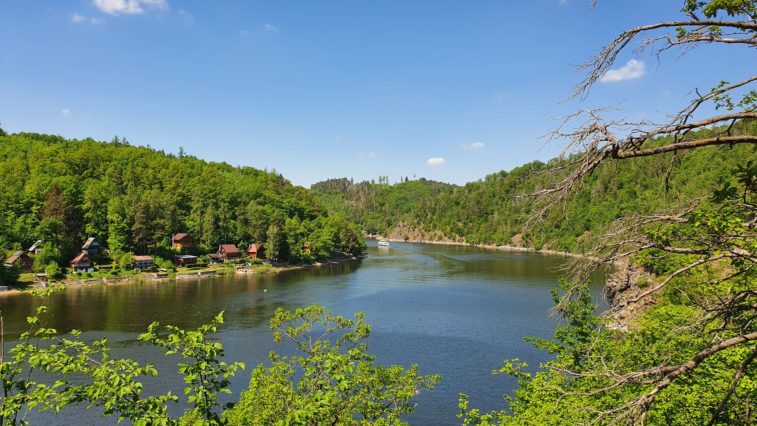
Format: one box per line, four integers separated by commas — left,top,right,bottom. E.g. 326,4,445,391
0,261,364,340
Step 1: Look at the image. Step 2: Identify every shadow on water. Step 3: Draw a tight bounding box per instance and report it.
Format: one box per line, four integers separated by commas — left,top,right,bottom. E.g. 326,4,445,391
0,243,605,425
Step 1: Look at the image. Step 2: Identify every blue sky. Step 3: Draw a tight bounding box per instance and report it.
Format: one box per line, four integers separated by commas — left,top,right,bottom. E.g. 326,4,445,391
1,1,753,187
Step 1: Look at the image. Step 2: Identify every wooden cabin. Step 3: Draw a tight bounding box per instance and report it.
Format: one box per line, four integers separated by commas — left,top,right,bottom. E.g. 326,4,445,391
247,243,263,259
5,251,33,272
171,233,195,251
82,237,102,256
173,254,198,267
218,244,241,261
70,252,93,273
133,255,155,270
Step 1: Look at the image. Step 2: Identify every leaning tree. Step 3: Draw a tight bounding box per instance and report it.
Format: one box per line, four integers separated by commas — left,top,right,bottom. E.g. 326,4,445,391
460,1,756,425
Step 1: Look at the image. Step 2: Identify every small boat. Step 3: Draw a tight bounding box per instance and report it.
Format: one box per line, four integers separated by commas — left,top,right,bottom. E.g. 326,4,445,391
377,239,390,247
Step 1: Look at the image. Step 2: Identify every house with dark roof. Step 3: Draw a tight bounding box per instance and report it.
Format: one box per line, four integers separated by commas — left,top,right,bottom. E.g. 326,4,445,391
82,237,102,256
28,240,43,254
218,244,241,261
5,251,33,272
70,252,93,273
171,233,195,251
173,254,198,267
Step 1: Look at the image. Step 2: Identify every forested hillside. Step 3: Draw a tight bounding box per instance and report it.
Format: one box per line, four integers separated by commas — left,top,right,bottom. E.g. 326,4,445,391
0,132,364,269
312,122,757,253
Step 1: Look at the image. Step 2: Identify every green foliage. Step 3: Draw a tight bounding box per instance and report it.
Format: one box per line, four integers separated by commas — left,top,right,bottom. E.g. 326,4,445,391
139,312,245,424
458,165,757,425
33,246,60,273
1,292,437,425
0,262,20,286
0,132,365,265
44,262,62,279
118,252,135,270
224,305,440,425
311,123,756,252
0,289,176,425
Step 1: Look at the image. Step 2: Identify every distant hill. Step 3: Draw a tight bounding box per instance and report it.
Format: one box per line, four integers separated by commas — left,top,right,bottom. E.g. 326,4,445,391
0,132,364,268
311,121,757,253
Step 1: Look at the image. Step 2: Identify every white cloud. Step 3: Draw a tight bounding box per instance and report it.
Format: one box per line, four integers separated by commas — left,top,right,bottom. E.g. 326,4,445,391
463,141,484,150
426,157,446,166
92,0,168,15
61,108,72,117
263,23,279,34
599,59,647,83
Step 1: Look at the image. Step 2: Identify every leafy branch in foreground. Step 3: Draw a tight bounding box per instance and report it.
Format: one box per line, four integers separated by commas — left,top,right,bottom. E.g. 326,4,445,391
139,312,245,425
225,305,440,425
1,294,438,425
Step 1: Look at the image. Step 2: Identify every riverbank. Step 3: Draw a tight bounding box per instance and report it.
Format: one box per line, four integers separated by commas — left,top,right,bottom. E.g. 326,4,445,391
371,235,602,262
0,254,363,297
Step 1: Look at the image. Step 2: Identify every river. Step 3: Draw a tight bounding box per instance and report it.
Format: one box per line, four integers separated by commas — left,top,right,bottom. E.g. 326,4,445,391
0,241,604,425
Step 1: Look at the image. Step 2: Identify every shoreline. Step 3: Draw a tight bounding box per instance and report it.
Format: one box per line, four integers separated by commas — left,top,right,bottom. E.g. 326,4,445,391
0,255,363,298
374,236,601,262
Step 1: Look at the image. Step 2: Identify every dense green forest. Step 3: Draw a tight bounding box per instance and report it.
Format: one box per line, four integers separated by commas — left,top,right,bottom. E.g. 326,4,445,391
312,122,757,253
0,132,365,275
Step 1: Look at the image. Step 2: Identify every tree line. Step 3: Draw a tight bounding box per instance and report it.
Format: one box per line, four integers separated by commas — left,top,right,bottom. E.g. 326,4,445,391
0,132,365,280
311,121,756,254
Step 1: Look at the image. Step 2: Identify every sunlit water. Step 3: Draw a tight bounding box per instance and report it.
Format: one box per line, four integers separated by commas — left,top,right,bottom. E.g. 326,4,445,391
0,241,604,425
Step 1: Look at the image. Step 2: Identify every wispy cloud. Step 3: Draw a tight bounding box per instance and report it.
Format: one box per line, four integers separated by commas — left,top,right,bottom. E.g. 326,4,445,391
72,13,105,25
356,152,376,160
426,157,446,166
241,24,280,38
462,141,485,150
61,108,72,118
263,23,279,34
92,0,168,15
178,9,193,24
600,59,647,83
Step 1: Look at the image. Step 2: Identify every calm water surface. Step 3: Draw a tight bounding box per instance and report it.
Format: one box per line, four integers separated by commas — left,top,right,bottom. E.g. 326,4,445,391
0,242,603,425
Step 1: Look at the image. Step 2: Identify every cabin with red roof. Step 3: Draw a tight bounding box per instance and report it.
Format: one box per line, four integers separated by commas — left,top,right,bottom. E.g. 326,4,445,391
5,251,33,272
218,244,241,261
171,233,195,251
70,252,93,273
247,243,263,259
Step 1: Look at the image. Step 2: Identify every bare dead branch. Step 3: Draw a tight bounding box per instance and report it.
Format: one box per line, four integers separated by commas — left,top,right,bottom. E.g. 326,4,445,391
575,20,757,98
615,135,757,159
